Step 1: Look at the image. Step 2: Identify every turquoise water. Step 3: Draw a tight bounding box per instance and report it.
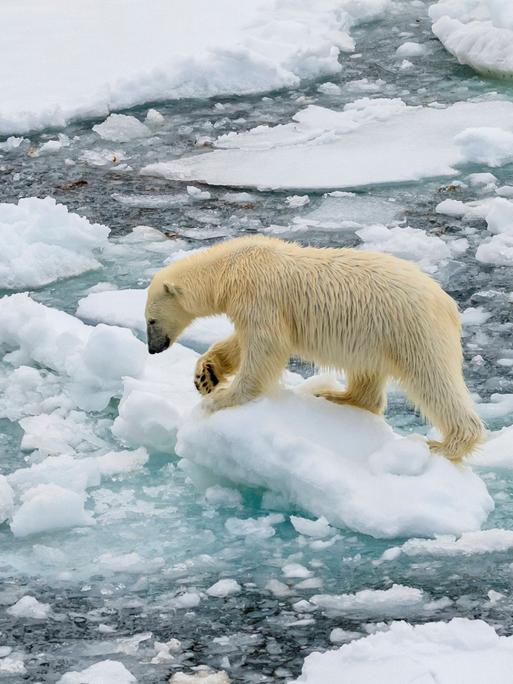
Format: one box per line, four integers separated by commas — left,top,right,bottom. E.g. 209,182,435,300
1,1,513,682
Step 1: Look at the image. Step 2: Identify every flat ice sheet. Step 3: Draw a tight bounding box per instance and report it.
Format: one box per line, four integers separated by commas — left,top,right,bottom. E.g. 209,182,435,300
141,99,513,190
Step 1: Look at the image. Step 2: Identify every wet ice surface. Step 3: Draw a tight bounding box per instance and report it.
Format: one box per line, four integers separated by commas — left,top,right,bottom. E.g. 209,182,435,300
2,1,513,682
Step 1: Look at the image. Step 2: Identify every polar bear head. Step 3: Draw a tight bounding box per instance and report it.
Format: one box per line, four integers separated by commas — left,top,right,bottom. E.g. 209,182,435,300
145,274,194,354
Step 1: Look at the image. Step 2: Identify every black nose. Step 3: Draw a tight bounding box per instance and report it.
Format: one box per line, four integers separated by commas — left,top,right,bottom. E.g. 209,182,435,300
148,336,171,355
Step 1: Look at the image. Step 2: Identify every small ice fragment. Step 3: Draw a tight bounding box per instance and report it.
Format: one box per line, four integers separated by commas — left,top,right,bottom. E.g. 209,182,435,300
206,579,241,598
290,515,333,538
282,563,312,579
187,185,211,200
396,42,427,57
286,195,310,208
7,595,50,619
93,113,151,142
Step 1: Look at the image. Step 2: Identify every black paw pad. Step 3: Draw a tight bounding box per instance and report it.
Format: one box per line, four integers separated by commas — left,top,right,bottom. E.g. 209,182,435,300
205,363,219,387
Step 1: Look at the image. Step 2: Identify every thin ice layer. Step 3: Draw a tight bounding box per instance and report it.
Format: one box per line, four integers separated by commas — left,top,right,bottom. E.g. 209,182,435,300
141,99,513,190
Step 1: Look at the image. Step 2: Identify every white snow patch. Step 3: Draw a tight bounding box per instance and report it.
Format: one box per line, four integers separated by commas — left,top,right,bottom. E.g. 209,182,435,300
292,618,513,684
455,127,513,167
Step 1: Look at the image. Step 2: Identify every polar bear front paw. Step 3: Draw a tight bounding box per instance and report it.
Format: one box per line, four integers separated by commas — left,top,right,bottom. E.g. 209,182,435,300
194,356,221,395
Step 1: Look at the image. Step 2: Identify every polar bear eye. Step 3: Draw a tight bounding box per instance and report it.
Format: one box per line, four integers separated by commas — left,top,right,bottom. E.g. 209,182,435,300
148,319,156,325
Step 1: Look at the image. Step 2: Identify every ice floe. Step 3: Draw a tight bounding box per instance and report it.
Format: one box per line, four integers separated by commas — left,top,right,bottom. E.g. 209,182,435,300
176,388,493,539
430,0,513,79
0,197,109,290
0,0,391,135
292,618,513,684
141,99,513,190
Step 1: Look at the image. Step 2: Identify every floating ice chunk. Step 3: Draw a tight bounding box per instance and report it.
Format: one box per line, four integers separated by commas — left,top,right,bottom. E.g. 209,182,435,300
169,592,202,610
145,108,165,127
311,585,427,618
10,483,95,538
461,307,492,326
292,618,513,684
93,113,151,142
0,197,109,290
356,224,451,273
97,448,149,476
176,388,492,538
57,660,136,684
6,595,51,619
286,195,310,208
0,476,14,524
330,628,362,643
283,563,313,579
187,186,211,200
455,127,513,167
476,234,513,266
0,652,26,675
170,670,230,684
396,41,428,57
0,136,25,151
290,516,334,538
224,513,285,540
8,454,100,494
37,134,70,155
204,485,242,508
430,1,513,78
141,100,513,190
467,172,497,188
318,82,341,95
381,529,513,561
206,579,241,598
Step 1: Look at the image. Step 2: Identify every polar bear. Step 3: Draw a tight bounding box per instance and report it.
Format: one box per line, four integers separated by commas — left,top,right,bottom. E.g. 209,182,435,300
145,236,484,462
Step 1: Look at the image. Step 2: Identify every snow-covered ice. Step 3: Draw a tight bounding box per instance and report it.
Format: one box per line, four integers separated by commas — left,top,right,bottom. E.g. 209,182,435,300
0,0,391,135
57,660,136,684
292,618,513,684
176,388,493,538
141,99,513,190
430,0,513,78
381,529,513,561
0,197,109,290
6,595,51,619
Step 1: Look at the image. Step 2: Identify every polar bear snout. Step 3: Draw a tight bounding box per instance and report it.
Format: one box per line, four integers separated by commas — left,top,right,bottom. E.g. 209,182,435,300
147,322,171,354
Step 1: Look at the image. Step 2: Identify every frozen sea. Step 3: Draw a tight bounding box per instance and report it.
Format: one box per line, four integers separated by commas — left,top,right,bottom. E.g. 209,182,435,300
2,1,513,682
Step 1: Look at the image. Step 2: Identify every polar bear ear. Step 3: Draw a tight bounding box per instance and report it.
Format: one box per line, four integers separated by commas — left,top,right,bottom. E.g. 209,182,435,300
163,282,183,297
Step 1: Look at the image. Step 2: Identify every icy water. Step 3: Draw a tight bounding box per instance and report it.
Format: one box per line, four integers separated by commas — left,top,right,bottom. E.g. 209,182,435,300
2,1,513,682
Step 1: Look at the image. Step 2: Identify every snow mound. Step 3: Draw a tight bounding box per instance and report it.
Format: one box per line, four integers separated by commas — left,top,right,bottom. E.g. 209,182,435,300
292,618,513,684
176,388,493,539
141,99,513,190
430,0,513,79
0,197,109,290
0,0,391,135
